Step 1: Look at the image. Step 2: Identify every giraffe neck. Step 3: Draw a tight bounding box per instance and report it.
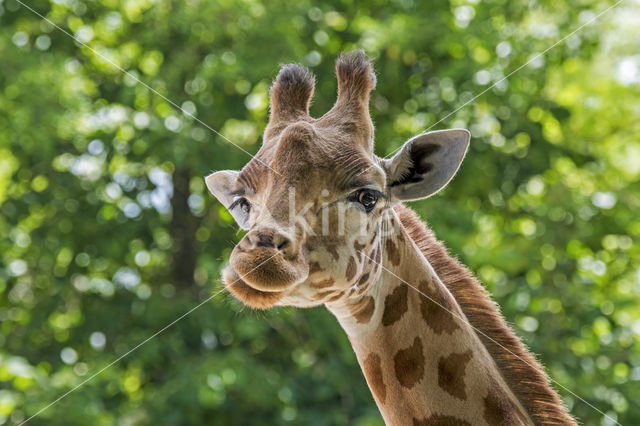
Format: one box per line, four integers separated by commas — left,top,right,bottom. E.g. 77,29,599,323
327,208,533,426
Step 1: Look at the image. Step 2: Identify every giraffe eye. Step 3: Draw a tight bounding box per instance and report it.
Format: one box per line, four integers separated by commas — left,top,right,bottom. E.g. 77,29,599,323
351,189,380,213
229,197,251,214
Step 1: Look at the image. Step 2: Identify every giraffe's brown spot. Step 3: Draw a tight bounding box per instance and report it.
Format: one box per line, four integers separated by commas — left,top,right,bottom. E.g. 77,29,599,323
381,284,408,326
366,242,380,264
483,387,526,425
355,272,371,294
385,239,401,266
309,261,323,274
353,240,365,259
358,272,370,286
349,296,375,324
419,281,460,335
327,245,340,261
393,336,424,388
363,353,386,403
438,350,473,400
413,415,471,426
345,256,357,281
326,292,343,303
369,231,378,245
312,278,334,289
312,290,337,301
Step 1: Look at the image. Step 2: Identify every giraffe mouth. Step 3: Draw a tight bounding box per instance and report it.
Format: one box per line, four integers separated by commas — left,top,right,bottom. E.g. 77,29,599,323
229,246,309,292
222,265,286,309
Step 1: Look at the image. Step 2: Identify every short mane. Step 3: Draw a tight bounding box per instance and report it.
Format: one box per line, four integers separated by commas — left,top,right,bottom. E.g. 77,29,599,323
395,203,576,425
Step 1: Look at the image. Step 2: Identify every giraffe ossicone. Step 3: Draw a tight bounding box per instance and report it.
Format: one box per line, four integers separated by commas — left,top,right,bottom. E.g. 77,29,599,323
205,51,577,425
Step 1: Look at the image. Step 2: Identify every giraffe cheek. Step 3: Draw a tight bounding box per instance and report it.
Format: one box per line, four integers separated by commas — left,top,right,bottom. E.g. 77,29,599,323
344,206,370,235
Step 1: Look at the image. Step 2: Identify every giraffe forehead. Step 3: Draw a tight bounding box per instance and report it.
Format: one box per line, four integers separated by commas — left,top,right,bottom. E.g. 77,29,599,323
272,122,325,168
269,121,373,173
240,128,381,198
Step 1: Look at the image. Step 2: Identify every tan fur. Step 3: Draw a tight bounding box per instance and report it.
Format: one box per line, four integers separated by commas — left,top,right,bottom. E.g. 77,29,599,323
394,203,576,425
327,209,533,425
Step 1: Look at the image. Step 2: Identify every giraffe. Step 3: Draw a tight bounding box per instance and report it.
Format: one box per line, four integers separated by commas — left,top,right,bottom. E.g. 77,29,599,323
205,51,577,425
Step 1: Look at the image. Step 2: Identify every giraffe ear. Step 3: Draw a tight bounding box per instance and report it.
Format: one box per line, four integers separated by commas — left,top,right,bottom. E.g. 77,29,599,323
204,170,250,230
383,129,470,201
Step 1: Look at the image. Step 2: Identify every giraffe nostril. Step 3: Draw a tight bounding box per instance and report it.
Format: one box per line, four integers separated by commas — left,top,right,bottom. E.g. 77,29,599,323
256,241,276,249
273,233,291,252
277,239,289,251
244,229,293,253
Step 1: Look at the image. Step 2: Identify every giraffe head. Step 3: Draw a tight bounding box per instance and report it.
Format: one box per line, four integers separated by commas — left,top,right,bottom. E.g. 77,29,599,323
205,51,469,309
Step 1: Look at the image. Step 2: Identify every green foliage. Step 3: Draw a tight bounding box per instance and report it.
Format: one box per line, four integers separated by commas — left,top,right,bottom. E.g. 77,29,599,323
1,0,639,424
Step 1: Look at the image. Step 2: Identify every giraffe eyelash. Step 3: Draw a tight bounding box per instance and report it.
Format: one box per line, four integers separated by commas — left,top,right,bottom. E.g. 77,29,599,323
229,197,251,214
348,189,385,213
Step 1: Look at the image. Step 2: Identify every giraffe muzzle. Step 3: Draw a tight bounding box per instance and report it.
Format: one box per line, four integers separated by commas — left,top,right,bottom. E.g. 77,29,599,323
228,228,309,293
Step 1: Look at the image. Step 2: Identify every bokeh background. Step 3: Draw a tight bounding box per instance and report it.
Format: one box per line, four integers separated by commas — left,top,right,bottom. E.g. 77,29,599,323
1,0,640,424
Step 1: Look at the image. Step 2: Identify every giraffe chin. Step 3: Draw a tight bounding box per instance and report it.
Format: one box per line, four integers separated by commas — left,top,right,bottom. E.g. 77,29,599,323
222,266,286,309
